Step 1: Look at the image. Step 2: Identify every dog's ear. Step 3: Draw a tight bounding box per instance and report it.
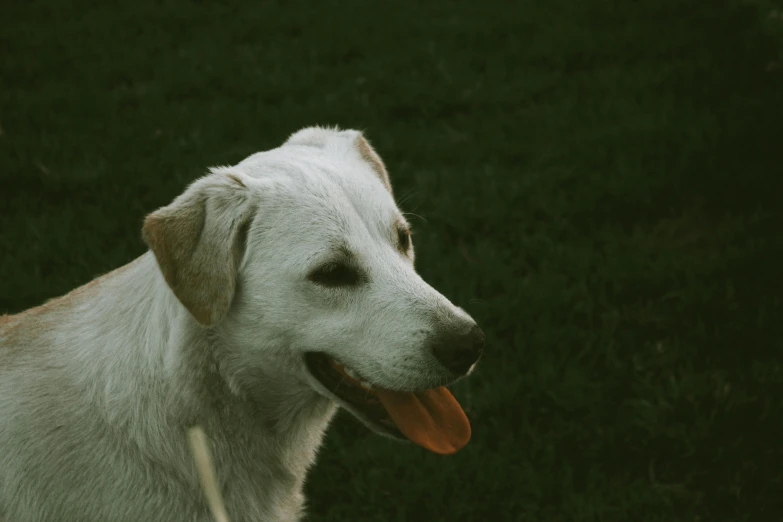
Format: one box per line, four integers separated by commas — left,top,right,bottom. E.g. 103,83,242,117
352,134,393,197
142,171,256,326
285,126,394,196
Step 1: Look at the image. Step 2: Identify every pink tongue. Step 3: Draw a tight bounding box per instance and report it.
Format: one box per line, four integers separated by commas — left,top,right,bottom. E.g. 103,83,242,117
375,387,471,455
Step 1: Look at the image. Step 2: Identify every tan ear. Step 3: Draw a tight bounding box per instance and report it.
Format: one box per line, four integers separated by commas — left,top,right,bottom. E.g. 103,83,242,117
353,134,393,196
142,172,255,325
284,127,393,196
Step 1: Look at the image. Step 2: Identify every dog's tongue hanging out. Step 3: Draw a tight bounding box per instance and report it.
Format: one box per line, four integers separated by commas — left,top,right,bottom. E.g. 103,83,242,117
375,387,471,455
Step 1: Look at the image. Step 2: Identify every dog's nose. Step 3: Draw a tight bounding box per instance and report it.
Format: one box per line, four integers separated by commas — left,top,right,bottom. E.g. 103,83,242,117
431,324,485,375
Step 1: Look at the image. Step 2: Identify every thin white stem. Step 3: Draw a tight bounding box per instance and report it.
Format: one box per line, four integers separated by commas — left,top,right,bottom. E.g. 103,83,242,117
188,426,230,522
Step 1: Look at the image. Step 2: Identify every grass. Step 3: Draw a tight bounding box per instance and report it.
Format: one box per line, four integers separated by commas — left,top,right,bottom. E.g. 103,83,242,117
2,0,783,520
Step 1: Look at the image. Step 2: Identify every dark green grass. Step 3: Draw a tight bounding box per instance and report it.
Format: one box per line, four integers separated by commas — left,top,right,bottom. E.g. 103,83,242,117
2,0,783,520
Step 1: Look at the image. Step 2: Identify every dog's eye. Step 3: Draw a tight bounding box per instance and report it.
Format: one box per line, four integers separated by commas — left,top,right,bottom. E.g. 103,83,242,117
397,227,411,251
309,262,361,287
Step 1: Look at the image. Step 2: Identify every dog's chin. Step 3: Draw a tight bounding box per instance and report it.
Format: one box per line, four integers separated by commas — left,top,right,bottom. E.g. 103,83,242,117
303,352,408,441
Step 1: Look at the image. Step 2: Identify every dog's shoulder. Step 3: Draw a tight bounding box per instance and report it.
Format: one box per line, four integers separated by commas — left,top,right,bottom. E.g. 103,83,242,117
0,256,145,363
0,305,48,358
0,312,16,329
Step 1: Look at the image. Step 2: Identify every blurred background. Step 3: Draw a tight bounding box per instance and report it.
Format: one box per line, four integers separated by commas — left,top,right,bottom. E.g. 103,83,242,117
1,0,782,520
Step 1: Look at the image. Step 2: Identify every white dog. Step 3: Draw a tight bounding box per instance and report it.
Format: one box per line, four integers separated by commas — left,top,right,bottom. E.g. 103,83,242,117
0,126,484,522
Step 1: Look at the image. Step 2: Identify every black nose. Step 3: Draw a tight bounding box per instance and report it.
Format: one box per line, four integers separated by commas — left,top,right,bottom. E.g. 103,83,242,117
431,324,485,375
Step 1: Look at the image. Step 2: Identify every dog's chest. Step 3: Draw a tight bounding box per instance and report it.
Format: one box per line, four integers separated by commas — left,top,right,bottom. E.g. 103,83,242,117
220,478,307,522
215,451,309,522
200,414,334,522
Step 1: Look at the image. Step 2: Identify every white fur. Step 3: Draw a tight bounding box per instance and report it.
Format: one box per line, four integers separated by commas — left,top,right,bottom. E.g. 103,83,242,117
0,126,479,522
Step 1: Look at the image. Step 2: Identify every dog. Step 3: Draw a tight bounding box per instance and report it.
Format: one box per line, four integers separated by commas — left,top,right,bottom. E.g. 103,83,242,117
0,126,484,522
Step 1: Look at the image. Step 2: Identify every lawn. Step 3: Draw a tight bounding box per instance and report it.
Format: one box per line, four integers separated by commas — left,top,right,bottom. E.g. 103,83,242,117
1,0,782,520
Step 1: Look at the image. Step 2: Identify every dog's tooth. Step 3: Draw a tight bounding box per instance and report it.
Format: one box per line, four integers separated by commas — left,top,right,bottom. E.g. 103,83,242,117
358,380,372,389
344,368,358,379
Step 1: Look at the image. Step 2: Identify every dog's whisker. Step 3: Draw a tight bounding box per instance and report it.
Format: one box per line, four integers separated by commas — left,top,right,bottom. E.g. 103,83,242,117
402,211,428,224
363,386,375,403
332,375,350,395
396,190,420,207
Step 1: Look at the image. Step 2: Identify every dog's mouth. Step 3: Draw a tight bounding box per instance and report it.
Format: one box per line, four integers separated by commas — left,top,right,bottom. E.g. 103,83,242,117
304,352,471,455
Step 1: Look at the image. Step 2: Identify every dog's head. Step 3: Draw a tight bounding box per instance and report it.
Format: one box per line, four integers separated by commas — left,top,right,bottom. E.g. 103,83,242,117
142,126,484,454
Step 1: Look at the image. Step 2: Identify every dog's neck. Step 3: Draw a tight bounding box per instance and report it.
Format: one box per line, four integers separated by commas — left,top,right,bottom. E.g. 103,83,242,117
48,252,336,508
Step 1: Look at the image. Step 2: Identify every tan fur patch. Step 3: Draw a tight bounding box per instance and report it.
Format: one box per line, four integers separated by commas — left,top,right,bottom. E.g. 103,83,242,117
142,178,253,326
225,172,246,188
142,204,219,325
355,135,393,196
0,258,141,357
